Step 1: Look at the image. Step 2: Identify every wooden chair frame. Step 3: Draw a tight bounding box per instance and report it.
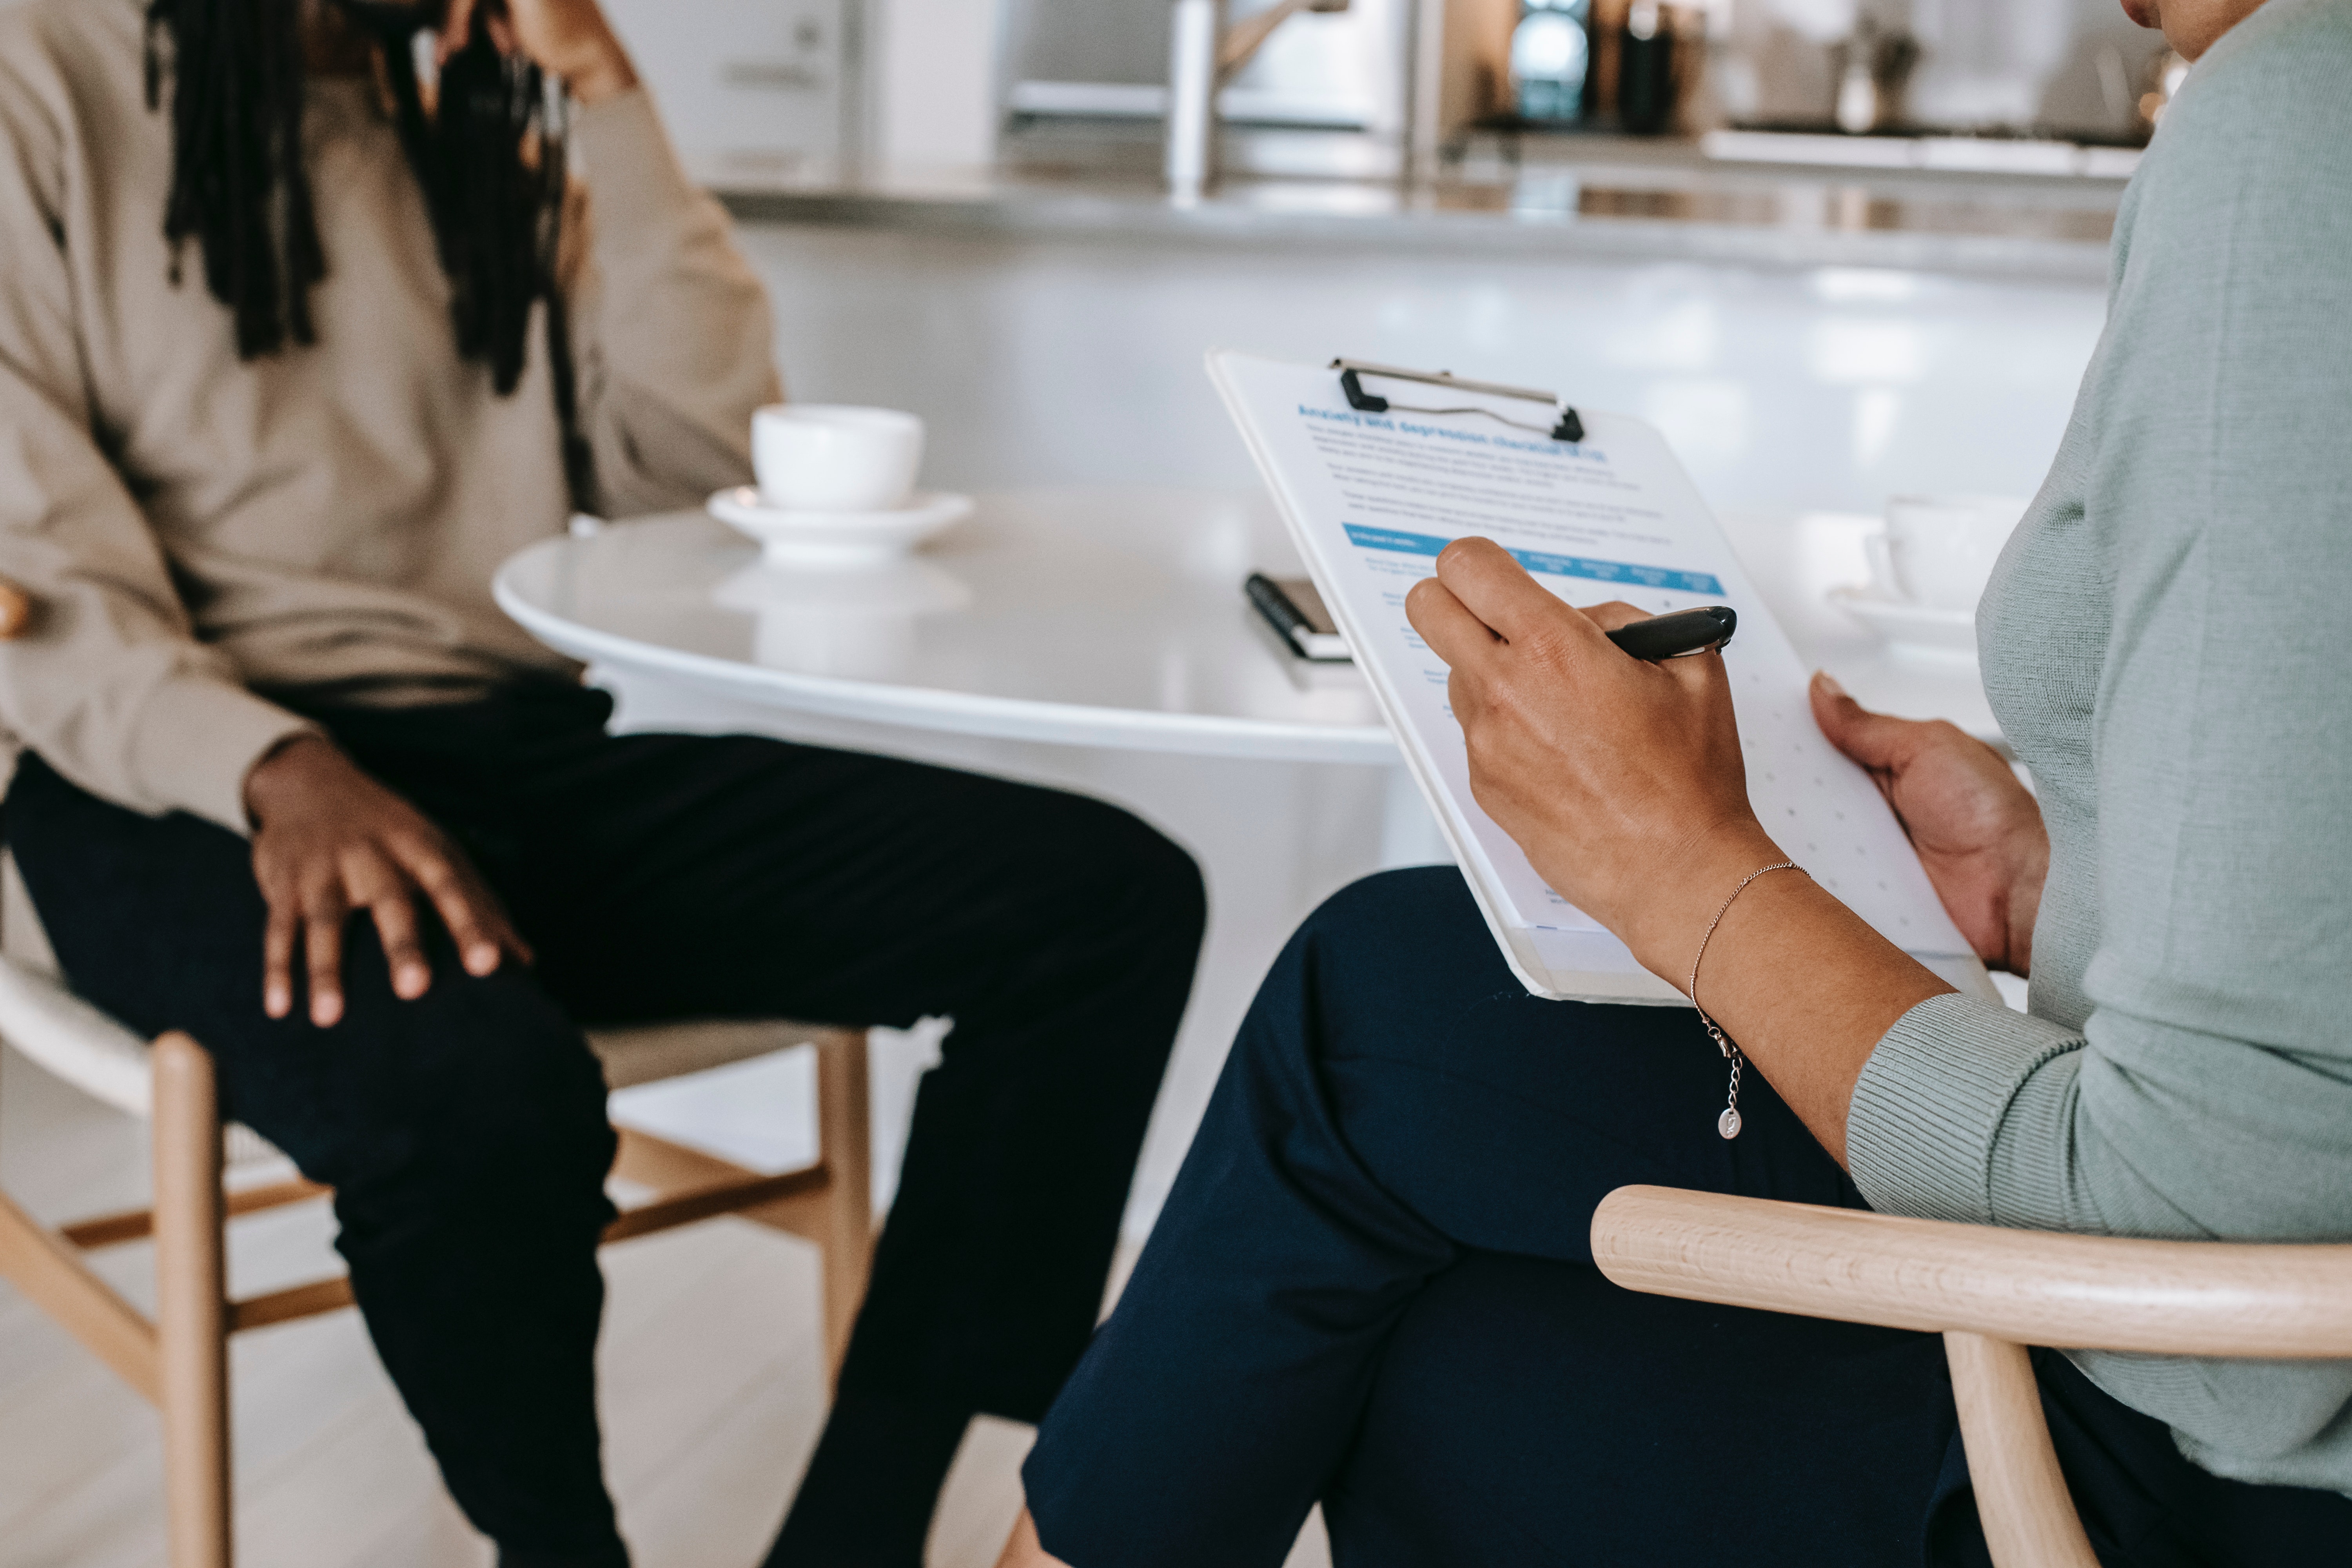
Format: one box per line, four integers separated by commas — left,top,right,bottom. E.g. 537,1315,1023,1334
1590,1185,2352,1568
0,1028,873,1568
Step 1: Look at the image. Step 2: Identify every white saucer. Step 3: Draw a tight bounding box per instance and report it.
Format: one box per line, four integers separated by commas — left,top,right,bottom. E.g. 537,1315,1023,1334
1828,584,1978,666
708,487,974,567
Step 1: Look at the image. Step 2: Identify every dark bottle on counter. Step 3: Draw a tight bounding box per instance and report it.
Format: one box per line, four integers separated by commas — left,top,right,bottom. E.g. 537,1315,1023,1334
1618,0,1676,136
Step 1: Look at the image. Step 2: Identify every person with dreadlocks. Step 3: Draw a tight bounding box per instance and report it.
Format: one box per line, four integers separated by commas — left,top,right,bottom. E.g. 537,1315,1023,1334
0,1,1206,1564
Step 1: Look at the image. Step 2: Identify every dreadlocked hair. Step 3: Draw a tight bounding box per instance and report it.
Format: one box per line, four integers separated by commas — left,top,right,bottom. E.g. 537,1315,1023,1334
144,0,321,357
145,0,597,506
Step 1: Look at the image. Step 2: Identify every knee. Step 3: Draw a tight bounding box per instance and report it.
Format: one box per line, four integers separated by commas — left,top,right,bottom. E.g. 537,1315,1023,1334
1053,795,1208,951
1236,866,1490,1072
1131,818,1207,947
1296,866,1473,960
297,976,616,1214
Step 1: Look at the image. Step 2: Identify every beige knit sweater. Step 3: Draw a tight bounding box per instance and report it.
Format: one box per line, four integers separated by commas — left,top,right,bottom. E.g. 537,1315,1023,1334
0,0,781,833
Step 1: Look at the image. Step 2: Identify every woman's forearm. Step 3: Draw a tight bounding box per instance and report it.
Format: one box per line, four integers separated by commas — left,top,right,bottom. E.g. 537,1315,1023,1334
1608,821,1953,1166
1711,882,1951,1168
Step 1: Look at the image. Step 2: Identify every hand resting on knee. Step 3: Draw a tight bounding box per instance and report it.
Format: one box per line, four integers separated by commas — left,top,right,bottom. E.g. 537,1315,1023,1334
241,734,534,1028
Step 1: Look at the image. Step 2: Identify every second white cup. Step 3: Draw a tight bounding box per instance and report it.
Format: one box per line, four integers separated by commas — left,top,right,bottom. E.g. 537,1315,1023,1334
752,405,925,512
1866,494,2027,612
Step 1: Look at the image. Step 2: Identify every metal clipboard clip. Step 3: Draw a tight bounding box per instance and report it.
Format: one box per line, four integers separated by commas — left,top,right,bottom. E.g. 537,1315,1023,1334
1331,359,1585,445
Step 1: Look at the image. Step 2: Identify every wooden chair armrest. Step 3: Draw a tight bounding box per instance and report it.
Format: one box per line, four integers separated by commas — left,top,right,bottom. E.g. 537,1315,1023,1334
1591,1185,2352,1358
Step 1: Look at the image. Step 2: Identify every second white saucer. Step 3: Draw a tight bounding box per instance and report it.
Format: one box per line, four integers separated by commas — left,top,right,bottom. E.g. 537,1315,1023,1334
709,487,974,567
1828,584,1978,666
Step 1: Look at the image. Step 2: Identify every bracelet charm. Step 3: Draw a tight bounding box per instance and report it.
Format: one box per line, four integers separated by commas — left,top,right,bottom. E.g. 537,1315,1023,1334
1687,860,1804,1140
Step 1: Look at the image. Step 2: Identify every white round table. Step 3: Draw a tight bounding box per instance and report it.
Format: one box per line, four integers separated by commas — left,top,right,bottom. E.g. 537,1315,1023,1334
494,490,1995,761
493,486,1994,1236
495,488,1395,766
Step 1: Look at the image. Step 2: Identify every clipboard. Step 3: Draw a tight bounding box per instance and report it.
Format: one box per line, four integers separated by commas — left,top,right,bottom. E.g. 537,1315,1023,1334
1210,348,1996,1007
1329,359,1586,444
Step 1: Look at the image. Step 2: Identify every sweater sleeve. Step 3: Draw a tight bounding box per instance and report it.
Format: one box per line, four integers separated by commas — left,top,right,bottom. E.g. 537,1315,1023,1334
0,29,314,834
563,85,784,518
1846,1,2352,1478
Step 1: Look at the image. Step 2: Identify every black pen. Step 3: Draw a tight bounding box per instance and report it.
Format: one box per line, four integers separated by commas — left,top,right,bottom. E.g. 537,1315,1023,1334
1605,604,1737,661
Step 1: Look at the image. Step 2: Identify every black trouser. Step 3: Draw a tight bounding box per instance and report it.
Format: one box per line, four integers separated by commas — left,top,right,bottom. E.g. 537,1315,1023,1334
1024,868,2352,1567
4,684,1205,1566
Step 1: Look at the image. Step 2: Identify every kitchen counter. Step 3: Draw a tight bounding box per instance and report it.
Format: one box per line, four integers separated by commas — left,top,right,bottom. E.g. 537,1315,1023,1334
708,129,2123,286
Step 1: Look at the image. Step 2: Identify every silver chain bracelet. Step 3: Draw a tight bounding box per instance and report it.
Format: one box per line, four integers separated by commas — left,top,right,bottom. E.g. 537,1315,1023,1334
1686,860,1804,1140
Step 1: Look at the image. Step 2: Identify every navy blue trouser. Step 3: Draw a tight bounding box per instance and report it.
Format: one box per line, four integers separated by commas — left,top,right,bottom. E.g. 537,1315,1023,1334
1024,867,2352,1567
5,684,1205,1566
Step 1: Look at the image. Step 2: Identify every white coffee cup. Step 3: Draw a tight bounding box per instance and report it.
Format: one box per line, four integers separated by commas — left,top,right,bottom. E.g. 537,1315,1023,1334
1865,494,2027,612
751,405,925,512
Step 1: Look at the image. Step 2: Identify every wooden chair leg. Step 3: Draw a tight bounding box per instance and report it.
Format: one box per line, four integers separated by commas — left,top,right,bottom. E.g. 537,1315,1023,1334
814,1031,874,1380
1944,1332,2099,1568
0,1187,160,1400
154,1033,231,1568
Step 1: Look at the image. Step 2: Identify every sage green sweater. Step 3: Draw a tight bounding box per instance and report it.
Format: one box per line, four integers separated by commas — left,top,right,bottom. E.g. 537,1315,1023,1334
1846,0,2352,1496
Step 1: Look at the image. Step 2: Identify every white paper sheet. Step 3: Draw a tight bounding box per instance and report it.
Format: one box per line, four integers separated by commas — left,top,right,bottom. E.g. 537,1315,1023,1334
1210,350,1986,1004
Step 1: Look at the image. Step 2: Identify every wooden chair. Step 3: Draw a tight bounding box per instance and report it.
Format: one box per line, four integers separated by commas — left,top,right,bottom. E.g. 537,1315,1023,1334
1590,1184,2352,1568
0,876,874,1568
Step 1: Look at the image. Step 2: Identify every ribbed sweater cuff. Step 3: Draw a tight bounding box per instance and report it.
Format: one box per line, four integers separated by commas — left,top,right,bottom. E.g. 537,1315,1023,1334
129,674,318,835
1847,992,2085,1225
571,86,707,254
